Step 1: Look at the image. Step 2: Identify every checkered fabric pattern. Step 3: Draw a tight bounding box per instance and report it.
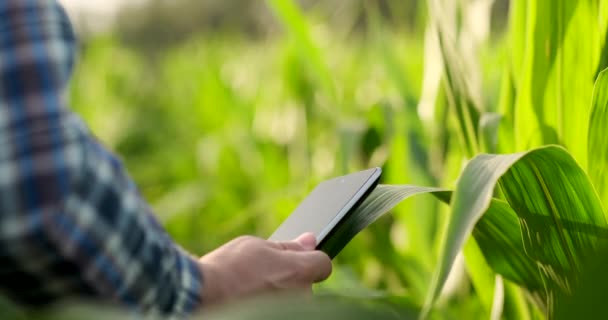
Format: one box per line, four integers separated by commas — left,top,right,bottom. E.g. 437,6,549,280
0,0,203,317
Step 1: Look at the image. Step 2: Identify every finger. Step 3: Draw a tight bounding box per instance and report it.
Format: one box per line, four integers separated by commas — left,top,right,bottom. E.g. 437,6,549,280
271,233,317,251
290,250,333,283
293,233,317,250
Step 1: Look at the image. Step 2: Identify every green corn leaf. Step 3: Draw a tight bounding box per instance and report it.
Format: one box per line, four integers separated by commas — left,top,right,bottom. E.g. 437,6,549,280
547,1,601,168
422,145,607,318
318,183,499,315
434,193,543,314
588,68,608,208
318,185,448,259
594,25,608,81
321,145,606,317
427,0,486,158
508,0,527,82
502,281,533,320
479,112,502,154
317,184,522,317
594,0,608,80
462,237,501,319
432,22,481,158
512,1,575,150
421,150,524,318
509,0,604,167
472,198,542,291
497,64,516,154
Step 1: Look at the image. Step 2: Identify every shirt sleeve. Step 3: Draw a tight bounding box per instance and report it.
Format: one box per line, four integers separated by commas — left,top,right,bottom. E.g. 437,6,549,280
0,0,203,316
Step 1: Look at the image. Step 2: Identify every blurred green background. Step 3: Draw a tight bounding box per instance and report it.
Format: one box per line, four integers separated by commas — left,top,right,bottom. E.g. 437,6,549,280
66,0,510,317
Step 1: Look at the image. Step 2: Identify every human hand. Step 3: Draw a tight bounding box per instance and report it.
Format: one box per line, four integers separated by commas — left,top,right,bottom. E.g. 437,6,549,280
198,233,332,306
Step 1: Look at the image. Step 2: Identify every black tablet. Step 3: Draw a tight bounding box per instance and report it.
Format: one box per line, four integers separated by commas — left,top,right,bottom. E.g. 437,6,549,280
269,168,381,254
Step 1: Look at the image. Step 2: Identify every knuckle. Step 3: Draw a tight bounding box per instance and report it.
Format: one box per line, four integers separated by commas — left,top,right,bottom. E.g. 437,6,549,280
234,235,271,253
234,235,258,245
237,235,255,242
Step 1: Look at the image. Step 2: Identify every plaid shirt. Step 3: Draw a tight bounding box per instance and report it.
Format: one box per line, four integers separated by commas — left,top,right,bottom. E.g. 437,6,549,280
0,0,203,317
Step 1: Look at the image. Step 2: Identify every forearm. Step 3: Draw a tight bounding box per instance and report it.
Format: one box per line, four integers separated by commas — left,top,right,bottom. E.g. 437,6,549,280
0,0,204,316
44,128,204,315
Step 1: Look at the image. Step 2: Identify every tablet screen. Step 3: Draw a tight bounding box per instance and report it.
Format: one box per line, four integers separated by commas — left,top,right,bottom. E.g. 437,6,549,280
269,168,381,243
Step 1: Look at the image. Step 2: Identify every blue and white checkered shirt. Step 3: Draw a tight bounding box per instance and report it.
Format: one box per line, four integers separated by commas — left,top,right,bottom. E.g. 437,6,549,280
0,0,203,316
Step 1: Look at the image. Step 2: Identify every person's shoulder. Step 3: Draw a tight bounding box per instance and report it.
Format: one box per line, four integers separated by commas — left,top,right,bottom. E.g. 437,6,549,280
0,0,75,39
0,0,76,69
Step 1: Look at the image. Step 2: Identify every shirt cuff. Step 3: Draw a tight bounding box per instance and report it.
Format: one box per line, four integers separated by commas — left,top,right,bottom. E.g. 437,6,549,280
174,249,203,316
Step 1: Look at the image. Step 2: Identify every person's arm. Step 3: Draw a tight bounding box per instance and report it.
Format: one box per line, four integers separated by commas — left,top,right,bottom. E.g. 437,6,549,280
0,0,331,317
0,0,202,315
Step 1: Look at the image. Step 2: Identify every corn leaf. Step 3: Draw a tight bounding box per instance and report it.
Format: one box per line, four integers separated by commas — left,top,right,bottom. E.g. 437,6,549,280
503,281,533,320
429,0,482,158
319,182,536,317
497,64,516,154
508,0,527,81
422,145,607,317
319,185,499,314
546,1,601,168
479,112,502,153
318,185,447,259
472,199,542,291
512,1,576,150
595,17,608,81
462,237,501,319
430,1,505,312
508,1,604,167
588,68,608,208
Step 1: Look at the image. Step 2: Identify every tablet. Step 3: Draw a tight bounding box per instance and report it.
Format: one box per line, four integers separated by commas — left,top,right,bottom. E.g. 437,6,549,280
269,168,382,250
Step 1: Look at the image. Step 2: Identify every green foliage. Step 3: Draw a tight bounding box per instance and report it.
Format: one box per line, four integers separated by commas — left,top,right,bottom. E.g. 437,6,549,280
424,146,607,317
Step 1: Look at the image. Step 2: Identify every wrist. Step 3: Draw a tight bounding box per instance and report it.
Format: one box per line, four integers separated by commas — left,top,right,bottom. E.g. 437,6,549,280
199,262,225,307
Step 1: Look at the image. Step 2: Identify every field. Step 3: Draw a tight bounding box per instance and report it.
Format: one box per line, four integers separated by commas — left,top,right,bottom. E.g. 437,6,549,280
16,0,608,319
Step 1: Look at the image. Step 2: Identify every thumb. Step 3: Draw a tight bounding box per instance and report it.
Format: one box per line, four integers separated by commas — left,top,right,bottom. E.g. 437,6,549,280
294,232,317,250
272,233,317,251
